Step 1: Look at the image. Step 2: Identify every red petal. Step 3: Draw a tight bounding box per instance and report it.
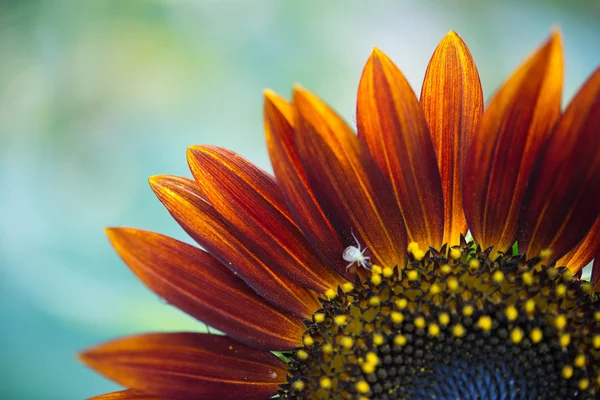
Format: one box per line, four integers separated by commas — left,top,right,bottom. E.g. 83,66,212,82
557,217,600,273
89,390,163,399
464,32,563,252
264,90,348,276
518,67,600,259
357,48,444,249
150,175,320,319
80,333,287,400
187,145,346,293
420,31,484,246
106,228,305,350
293,86,407,269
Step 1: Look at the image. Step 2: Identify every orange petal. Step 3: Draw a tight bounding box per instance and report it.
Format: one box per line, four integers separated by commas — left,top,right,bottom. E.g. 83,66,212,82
464,32,563,252
557,217,600,273
357,48,444,249
264,90,348,276
150,175,320,318
420,31,484,246
518,67,600,259
106,227,305,350
80,333,287,400
187,145,346,292
293,86,407,269
89,390,163,399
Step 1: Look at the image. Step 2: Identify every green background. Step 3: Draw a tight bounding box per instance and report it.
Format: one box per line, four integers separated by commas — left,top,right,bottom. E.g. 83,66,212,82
1,1,599,399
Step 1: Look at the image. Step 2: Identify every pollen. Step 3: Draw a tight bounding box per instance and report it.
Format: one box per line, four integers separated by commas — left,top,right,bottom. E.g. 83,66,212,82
438,312,450,325
292,380,305,391
579,379,590,391
368,296,380,306
370,273,382,286
394,334,407,346
414,316,426,329
555,314,567,330
382,266,394,278
340,336,354,349
530,328,543,344
462,305,474,317
355,380,370,394
390,311,404,324
440,263,452,274
524,299,536,314
562,365,574,380
449,247,461,260
406,270,419,281
395,298,408,309
468,258,480,270
302,335,314,347
511,327,524,344
361,362,375,374
334,315,348,325
372,333,384,346
505,305,518,321
297,349,309,360
342,282,355,293
492,270,504,283
559,333,571,348
319,377,332,389
365,352,379,365
447,277,459,291
429,283,441,295
575,354,586,368
522,271,533,286
477,315,493,331
428,323,441,336
452,324,465,338
325,288,337,300
313,313,325,323
555,283,567,297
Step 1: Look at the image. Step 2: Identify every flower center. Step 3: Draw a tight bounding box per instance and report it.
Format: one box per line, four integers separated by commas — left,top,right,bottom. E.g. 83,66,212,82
278,241,599,399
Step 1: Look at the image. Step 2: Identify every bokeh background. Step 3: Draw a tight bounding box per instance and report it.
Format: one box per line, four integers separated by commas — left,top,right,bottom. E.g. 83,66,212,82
1,0,599,398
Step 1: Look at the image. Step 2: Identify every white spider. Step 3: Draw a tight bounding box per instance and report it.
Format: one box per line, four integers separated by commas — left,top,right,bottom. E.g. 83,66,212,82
343,230,371,271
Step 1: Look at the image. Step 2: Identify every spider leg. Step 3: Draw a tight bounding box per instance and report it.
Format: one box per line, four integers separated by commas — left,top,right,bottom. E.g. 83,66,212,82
361,260,372,270
346,261,355,271
361,246,369,255
350,229,361,250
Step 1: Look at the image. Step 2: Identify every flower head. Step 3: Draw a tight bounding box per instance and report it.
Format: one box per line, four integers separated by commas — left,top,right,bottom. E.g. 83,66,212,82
81,31,600,399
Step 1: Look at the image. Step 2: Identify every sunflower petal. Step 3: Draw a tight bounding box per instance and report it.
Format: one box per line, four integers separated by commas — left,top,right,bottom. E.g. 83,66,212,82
518,67,600,259
420,31,484,246
80,333,287,400
106,228,305,350
150,175,320,318
557,217,600,273
464,32,563,252
293,86,407,269
89,389,163,400
357,48,444,249
264,90,347,276
187,145,346,293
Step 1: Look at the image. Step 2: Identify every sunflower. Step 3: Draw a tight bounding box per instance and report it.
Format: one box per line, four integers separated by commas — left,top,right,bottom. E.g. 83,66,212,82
80,31,600,399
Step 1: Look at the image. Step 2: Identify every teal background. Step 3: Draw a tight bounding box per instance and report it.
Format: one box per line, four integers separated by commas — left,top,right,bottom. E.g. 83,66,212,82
1,1,599,399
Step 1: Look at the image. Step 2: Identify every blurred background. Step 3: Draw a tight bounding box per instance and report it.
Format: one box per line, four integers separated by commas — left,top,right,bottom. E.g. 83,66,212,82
1,0,599,398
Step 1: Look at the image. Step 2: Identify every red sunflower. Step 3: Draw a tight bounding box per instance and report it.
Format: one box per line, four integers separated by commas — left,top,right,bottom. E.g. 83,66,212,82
81,31,600,399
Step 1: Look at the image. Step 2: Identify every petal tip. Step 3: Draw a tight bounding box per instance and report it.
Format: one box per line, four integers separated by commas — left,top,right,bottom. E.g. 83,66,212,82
369,46,388,62
263,88,282,105
148,175,167,188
